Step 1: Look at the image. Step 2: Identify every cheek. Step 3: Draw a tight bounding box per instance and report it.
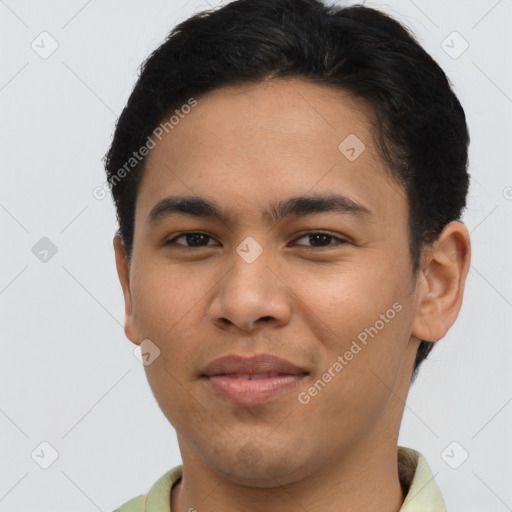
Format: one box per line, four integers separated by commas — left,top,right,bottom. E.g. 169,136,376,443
301,259,413,399
304,258,408,338
130,265,205,396
300,309,412,445
132,269,205,423
131,260,203,336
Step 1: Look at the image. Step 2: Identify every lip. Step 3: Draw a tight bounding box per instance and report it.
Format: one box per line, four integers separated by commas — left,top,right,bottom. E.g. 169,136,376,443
201,354,309,405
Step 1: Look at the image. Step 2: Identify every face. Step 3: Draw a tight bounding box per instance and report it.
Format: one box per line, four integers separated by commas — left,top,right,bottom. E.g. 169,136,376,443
115,77,426,486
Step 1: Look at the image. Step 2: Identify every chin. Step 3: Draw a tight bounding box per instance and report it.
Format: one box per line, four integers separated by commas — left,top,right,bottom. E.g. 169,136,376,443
201,442,314,488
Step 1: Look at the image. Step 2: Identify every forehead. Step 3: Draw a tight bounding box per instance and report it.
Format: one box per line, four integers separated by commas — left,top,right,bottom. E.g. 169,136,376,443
135,77,406,228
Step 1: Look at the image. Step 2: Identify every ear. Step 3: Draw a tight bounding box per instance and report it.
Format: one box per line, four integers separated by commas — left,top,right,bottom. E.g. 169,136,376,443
113,234,140,346
411,221,471,342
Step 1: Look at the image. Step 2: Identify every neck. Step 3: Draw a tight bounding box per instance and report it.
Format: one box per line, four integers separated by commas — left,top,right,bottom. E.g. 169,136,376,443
171,437,406,512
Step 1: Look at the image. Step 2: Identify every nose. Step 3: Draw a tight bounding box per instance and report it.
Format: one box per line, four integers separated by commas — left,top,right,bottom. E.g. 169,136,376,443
208,243,292,332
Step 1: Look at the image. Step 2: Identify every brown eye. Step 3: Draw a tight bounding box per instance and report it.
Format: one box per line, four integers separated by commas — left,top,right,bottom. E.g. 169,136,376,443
293,232,348,248
165,232,218,248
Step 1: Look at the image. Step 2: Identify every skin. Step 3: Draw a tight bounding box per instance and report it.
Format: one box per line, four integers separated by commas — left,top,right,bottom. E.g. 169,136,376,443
114,77,471,512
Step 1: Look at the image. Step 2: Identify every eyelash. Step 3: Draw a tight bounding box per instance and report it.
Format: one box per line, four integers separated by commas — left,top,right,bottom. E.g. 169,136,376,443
164,231,349,249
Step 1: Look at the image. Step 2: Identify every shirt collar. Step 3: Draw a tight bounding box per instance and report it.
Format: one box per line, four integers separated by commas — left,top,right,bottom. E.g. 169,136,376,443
398,446,447,511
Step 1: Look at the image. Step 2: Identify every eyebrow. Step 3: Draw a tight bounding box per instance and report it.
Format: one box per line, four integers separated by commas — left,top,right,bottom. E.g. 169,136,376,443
146,193,373,227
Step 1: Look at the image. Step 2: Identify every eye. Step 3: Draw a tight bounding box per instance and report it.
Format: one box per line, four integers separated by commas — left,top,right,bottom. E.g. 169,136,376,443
292,231,348,248
165,232,219,248
164,231,349,249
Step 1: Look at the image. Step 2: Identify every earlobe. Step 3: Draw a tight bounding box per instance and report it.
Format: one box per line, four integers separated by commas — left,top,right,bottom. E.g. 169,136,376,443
113,234,140,346
411,221,471,342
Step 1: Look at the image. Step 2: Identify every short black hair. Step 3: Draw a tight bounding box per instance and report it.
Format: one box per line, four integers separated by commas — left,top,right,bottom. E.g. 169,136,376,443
104,0,470,381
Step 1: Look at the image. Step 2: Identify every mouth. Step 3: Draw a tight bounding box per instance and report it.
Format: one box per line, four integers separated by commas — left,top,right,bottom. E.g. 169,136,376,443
201,354,309,405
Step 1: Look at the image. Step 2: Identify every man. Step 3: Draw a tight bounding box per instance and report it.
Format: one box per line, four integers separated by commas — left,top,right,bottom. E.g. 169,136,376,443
105,0,471,510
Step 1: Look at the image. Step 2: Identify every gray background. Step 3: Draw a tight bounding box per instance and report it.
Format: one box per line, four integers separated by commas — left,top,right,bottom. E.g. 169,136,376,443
0,0,511,510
